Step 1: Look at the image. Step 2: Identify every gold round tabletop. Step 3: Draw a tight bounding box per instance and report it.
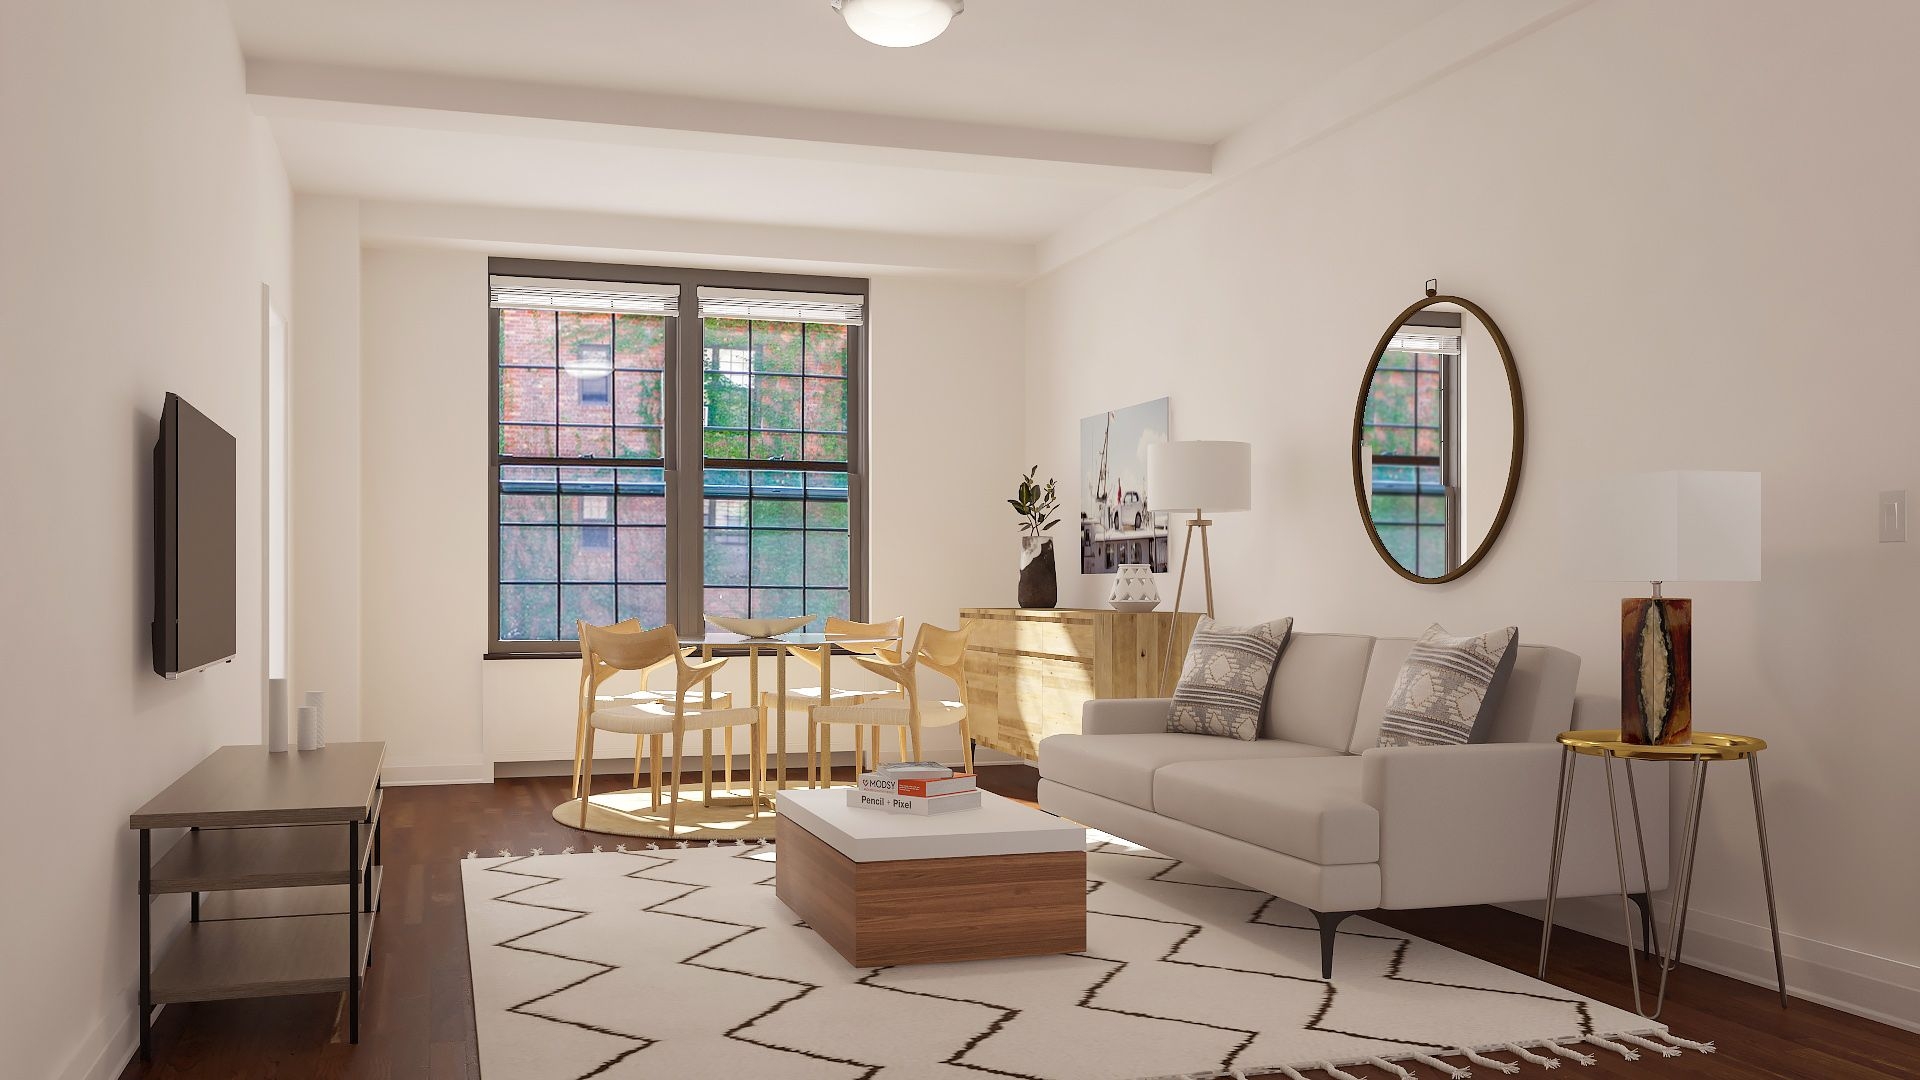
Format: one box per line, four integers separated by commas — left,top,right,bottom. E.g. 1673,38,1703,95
1557,729,1766,761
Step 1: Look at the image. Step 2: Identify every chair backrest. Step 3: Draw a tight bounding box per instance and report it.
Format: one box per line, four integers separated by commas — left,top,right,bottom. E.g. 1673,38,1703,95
829,616,905,661
579,623,684,694
913,622,973,697
792,614,905,671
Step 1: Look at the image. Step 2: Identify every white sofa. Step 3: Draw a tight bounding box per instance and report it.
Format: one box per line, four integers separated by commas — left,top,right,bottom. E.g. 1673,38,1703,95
1037,632,1670,976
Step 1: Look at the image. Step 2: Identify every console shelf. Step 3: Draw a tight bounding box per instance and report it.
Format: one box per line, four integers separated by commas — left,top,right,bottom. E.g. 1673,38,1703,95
130,742,385,1061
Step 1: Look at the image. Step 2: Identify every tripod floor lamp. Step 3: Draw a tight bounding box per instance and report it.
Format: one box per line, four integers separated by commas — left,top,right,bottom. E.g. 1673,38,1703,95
1149,440,1252,691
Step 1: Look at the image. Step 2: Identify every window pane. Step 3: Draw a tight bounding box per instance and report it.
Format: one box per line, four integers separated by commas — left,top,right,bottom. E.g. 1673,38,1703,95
1377,525,1416,570
558,426,614,458
804,378,847,434
704,586,749,619
753,375,802,431
560,584,616,632
616,428,664,459
559,369,612,427
751,431,802,460
617,584,667,627
807,531,849,588
499,585,557,641
499,526,556,582
754,322,803,373
804,323,847,376
499,368,556,425
501,424,556,457
614,371,664,427
705,523,749,585
750,530,804,588
499,309,555,368
805,588,850,626
560,527,615,581
751,587,806,617
614,314,665,371
617,527,666,582
1417,526,1448,577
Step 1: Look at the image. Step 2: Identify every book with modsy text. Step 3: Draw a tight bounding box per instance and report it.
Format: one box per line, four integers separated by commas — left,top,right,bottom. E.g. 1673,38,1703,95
846,787,983,816
857,771,977,798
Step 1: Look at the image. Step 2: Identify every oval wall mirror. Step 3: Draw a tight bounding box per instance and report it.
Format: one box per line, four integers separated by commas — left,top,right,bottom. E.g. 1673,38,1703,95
1351,289,1523,583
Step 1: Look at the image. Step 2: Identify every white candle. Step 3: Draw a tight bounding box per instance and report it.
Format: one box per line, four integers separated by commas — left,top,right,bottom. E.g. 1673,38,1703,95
297,704,324,751
267,678,290,753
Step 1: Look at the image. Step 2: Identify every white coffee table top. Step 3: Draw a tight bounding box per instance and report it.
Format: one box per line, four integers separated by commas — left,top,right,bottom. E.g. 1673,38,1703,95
777,788,1086,863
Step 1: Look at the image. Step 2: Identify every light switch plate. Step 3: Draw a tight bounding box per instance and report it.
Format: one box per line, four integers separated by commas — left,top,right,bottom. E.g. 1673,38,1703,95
1880,490,1906,543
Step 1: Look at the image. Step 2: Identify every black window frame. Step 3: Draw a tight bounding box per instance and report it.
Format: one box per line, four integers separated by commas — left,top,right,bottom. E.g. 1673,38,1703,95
486,257,870,658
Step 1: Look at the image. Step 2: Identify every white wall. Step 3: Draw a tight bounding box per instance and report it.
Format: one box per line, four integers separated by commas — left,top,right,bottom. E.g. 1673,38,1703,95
341,244,1024,782
1024,0,1919,1027
0,3,292,1078
292,195,364,740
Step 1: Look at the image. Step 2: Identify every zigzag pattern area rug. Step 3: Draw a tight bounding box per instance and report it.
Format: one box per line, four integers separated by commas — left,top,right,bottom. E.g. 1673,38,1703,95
462,836,1709,1080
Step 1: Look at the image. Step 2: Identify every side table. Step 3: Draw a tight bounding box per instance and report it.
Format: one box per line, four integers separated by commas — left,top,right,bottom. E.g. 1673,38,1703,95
1537,729,1786,1019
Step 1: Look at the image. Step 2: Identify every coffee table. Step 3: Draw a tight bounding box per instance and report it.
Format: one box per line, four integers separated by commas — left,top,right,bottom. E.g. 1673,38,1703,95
775,788,1087,966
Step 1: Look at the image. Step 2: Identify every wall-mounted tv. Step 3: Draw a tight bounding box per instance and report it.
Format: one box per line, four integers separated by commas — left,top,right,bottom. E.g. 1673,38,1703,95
153,393,236,678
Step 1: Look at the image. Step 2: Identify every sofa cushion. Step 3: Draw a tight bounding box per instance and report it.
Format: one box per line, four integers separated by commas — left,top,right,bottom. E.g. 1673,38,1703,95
1376,623,1520,748
1168,616,1293,740
1263,632,1376,750
1154,756,1379,866
1350,640,1581,752
1038,733,1339,812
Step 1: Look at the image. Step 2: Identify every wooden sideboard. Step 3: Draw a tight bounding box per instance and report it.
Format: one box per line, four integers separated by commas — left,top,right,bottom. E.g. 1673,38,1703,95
960,607,1200,761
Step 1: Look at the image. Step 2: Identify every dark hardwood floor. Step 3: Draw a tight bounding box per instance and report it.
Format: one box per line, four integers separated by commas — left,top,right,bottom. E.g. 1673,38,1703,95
122,766,1915,1080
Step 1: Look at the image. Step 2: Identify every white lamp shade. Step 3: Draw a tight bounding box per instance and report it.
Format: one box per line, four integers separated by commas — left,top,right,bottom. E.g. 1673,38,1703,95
1148,440,1252,514
1568,470,1761,583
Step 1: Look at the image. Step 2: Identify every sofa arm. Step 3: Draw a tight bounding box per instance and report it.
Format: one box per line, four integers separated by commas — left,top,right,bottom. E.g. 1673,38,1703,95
1081,697,1173,735
1361,741,1669,909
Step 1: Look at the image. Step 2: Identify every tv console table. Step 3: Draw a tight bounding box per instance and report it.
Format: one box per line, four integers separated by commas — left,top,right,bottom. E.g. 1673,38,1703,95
128,742,385,1060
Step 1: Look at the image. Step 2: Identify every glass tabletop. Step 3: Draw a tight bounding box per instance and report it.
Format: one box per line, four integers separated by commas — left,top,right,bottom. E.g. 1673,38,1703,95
678,631,900,648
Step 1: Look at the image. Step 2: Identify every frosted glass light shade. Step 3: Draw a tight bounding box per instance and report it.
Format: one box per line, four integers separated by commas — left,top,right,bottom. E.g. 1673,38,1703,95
1568,470,1761,583
1148,441,1252,514
833,0,962,47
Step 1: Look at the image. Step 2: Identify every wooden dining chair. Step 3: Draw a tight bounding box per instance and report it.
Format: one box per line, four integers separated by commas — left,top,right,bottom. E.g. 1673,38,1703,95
754,616,905,785
810,622,976,781
577,623,761,833
571,619,732,800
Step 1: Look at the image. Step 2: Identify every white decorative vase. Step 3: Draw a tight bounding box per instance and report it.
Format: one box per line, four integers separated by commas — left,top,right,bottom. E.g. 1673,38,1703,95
267,678,290,753
299,691,326,750
1108,563,1162,612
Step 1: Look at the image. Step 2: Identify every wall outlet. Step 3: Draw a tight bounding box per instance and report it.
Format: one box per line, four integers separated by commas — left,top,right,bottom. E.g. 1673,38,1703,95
1880,490,1906,543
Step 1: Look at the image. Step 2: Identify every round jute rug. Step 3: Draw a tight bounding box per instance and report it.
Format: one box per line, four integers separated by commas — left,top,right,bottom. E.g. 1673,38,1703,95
550,783,780,840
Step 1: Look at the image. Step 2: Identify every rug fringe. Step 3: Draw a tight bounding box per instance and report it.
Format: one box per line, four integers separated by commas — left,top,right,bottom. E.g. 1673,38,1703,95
1221,1031,1716,1080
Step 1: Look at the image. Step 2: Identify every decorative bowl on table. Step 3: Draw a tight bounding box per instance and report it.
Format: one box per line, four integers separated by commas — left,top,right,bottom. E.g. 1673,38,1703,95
705,614,814,639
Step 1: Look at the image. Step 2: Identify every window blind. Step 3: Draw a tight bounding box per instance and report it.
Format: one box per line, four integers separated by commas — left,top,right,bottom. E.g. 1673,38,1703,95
488,276,680,315
697,286,865,326
1387,331,1462,356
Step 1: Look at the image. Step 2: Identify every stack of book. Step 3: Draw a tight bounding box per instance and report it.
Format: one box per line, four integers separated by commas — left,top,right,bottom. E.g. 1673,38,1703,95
847,761,980,815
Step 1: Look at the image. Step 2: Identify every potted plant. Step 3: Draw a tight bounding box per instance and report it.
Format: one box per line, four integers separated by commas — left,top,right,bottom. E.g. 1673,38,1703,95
1009,466,1060,608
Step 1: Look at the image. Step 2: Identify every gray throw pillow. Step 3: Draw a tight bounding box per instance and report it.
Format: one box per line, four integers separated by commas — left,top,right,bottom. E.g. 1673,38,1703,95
1377,623,1519,748
1167,616,1294,741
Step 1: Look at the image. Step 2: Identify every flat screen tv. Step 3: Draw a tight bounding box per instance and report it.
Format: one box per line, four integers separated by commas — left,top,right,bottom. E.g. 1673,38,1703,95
153,392,236,677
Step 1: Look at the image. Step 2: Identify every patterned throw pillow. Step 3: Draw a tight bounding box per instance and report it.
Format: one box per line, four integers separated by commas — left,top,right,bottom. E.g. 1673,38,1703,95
1167,616,1294,741
1377,623,1520,748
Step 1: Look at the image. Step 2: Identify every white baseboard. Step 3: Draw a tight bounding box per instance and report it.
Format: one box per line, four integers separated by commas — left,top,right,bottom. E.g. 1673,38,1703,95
380,762,493,786
1511,895,1920,1034
56,1004,158,1080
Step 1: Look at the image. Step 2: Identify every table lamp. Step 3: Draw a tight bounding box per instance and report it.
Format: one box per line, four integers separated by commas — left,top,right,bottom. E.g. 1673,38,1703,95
1148,440,1252,689
1570,470,1761,745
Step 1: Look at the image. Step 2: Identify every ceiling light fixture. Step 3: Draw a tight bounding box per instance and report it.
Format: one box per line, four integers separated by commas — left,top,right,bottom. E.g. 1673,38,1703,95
831,0,963,48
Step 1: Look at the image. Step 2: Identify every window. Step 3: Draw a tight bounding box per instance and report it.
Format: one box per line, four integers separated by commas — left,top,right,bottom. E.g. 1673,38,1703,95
1361,318,1460,578
488,262,866,654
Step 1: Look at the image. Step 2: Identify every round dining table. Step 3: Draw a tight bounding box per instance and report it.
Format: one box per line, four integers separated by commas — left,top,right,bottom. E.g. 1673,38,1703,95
678,629,903,805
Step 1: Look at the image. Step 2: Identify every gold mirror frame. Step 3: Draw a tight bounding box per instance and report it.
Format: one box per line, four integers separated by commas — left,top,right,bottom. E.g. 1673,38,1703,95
1350,292,1524,584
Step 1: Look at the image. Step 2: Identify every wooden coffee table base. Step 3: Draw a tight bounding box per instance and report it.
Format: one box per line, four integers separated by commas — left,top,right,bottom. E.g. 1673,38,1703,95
775,814,1087,966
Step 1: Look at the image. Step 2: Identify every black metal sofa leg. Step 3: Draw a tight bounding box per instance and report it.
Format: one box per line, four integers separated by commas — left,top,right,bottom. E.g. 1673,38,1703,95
1311,909,1361,979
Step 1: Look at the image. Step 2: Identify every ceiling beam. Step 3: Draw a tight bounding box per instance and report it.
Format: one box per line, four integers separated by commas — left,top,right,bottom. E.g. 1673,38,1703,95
247,60,1212,188
356,200,1036,280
